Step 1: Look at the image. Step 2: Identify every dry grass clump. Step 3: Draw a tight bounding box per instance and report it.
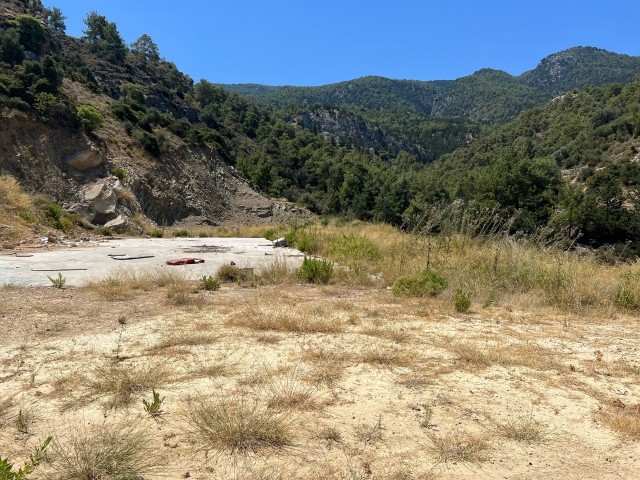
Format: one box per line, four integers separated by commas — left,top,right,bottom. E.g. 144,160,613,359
228,305,344,334
600,404,640,439
354,415,386,444
0,174,35,239
429,429,491,464
46,421,162,480
265,368,317,410
147,331,219,354
0,397,13,427
186,392,293,455
358,343,417,368
497,413,549,443
85,268,190,300
166,284,206,307
258,255,296,284
83,362,172,407
300,346,351,386
450,340,557,371
196,354,240,379
360,325,412,344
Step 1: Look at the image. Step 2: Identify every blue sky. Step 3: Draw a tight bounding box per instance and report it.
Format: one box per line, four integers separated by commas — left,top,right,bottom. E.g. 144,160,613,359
42,0,640,86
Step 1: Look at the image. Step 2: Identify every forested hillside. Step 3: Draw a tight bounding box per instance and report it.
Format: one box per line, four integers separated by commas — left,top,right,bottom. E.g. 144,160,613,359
1,0,639,256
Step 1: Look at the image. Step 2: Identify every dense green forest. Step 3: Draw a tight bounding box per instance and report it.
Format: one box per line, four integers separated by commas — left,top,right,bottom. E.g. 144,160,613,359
1,2,640,256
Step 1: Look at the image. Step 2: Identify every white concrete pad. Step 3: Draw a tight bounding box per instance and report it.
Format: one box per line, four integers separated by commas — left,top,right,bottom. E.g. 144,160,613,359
0,237,303,287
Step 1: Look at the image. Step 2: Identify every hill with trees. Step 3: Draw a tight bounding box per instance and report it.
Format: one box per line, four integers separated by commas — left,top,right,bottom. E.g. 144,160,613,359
1,1,639,257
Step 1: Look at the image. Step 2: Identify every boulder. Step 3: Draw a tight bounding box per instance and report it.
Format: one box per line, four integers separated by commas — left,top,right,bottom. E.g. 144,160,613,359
81,180,119,215
66,145,104,171
104,215,138,234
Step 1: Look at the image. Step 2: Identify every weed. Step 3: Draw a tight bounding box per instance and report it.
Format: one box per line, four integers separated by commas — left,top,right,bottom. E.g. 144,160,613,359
200,275,220,291
186,392,292,455
297,256,334,284
358,343,416,368
391,270,446,297
228,305,344,334
265,368,317,411
354,415,385,444
142,389,165,417
429,429,491,464
47,273,66,289
0,436,51,480
454,289,471,312
196,354,240,379
146,227,164,238
418,405,434,428
319,427,343,444
111,167,126,180
174,228,190,237
15,407,35,434
601,404,640,439
217,264,251,283
48,421,161,480
614,286,638,310
83,362,172,407
497,413,548,443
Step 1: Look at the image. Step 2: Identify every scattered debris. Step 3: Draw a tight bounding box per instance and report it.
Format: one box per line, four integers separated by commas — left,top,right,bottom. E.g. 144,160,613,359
31,268,88,272
273,237,287,248
111,255,155,261
166,258,205,266
182,245,230,253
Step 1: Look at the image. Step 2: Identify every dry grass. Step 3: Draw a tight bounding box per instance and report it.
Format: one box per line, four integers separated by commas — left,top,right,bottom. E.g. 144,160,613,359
265,368,318,410
0,397,13,427
449,340,558,371
429,429,491,464
82,361,173,407
228,305,345,334
186,392,293,455
497,413,549,443
46,420,162,480
258,255,297,285
601,404,640,439
85,268,190,300
354,415,385,445
0,174,35,240
195,354,241,379
360,325,413,344
147,331,219,354
357,343,417,368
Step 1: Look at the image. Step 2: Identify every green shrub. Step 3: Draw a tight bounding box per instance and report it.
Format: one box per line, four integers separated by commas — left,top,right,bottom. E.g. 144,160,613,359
614,287,638,310
111,167,126,180
146,228,164,238
0,436,51,480
18,211,36,222
216,264,250,283
391,270,447,297
454,289,471,312
297,256,334,284
200,275,220,291
173,229,190,237
76,104,104,133
328,234,382,272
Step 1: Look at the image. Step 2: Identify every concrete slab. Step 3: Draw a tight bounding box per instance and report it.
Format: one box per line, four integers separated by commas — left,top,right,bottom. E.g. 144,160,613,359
0,237,304,287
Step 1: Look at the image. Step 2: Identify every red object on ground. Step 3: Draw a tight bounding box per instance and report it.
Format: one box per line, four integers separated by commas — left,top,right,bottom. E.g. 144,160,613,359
165,258,205,265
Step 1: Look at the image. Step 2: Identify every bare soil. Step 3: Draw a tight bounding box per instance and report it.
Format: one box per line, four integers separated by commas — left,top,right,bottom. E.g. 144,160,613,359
1,283,639,479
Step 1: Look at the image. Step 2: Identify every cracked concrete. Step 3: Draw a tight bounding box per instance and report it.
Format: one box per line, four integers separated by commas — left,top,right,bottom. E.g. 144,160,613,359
0,237,303,286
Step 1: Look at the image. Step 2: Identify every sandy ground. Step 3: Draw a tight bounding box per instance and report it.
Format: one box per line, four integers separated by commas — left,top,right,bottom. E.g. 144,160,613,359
1,281,639,479
0,237,303,286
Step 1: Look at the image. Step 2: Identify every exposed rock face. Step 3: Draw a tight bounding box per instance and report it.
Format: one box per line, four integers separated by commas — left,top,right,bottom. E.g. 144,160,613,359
0,114,310,229
293,108,429,161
